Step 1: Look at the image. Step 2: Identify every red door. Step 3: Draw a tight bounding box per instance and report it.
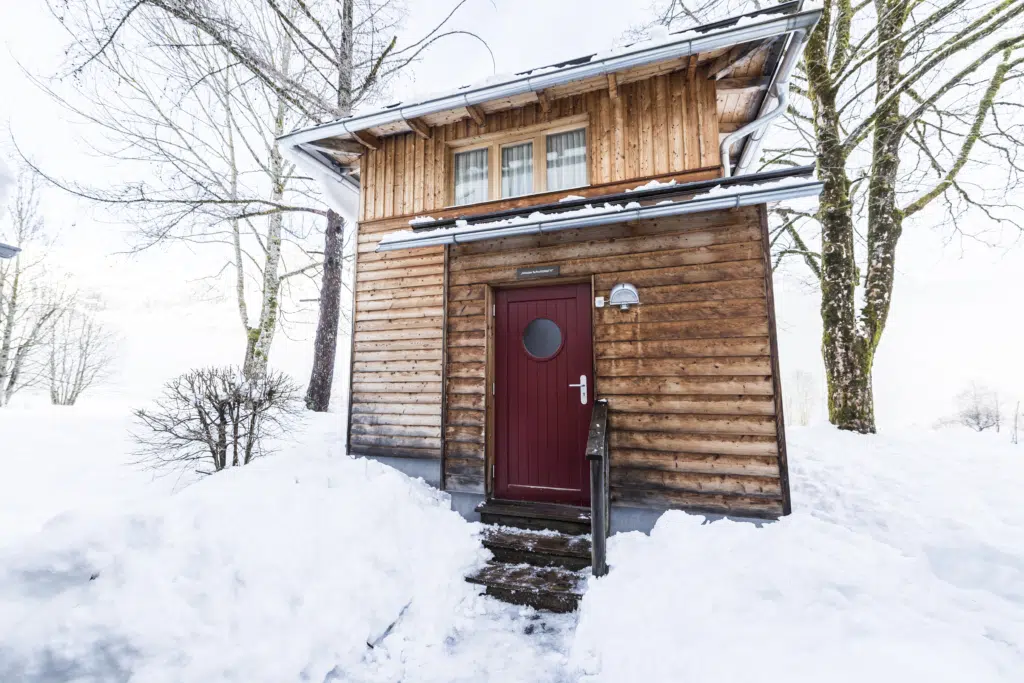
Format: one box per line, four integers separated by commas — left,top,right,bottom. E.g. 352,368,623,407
494,283,593,505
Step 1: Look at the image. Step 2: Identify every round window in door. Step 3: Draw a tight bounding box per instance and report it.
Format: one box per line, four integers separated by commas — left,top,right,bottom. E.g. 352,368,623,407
522,318,563,359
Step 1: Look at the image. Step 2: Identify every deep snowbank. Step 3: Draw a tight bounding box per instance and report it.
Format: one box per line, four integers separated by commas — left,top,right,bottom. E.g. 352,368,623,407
2,409,1022,682
0,413,573,683
571,426,1024,682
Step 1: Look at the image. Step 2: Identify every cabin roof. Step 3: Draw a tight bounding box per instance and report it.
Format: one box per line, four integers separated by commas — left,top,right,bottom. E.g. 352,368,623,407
376,165,821,252
280,2,821,179
0,242,20,259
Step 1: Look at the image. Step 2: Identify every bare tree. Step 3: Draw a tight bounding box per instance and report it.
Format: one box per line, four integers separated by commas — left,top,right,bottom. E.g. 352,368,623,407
49,0,490,410
133,366,301,476
783,369,818,427
1012,400,1020,444
32,8,330,380
0,170,67,407
0,157,12,217
46,305,116,406
952,382,1002,431
644,1,1024,433
51,0,491,124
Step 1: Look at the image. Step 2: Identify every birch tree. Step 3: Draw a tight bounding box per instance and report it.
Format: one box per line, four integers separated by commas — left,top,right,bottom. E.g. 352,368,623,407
0,171,67,406
37,7,328,379
50,0,486,408
645,0,1024,433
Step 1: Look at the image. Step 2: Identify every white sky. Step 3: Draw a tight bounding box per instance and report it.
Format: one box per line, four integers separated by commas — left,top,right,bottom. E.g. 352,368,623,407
1,0,1022,425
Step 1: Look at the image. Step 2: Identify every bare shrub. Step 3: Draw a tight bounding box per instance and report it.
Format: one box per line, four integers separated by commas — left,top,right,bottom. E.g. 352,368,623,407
953,383,1002,433
133,366,301,476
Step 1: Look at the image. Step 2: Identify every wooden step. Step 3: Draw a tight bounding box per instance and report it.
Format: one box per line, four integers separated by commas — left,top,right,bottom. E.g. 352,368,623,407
482,527,591,570
476,500,592,535
466,562,585,613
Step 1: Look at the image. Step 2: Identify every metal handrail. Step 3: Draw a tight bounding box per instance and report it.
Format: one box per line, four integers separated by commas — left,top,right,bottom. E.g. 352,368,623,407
586,399,610,577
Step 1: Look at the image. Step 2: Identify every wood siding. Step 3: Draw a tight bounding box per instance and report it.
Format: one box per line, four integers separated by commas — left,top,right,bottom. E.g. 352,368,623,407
350,218,446,459
358,67,721,222
443,206,788,518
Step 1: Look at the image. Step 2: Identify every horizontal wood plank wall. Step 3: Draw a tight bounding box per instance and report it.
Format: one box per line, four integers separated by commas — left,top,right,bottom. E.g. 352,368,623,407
350,218,446,459
444,207,786,518
360,69,720,221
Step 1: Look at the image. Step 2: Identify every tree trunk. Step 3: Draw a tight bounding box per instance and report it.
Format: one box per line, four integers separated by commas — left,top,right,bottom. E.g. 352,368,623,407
804,7,878,433
305,210,344,411
0,263,21,407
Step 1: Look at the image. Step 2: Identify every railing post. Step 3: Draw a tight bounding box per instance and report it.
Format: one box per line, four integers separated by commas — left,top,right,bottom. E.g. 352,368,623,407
586,399,609,577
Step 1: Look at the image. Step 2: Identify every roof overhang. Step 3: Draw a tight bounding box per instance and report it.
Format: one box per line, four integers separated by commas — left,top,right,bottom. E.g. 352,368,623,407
279,3,821,175
0,243,21,259
376,166,821,252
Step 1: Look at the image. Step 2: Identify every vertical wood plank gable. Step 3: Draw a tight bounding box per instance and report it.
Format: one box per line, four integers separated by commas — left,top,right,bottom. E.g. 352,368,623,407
357,69,723,222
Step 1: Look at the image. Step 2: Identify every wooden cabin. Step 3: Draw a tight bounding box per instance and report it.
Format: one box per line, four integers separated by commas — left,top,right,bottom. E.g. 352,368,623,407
280,3,822,608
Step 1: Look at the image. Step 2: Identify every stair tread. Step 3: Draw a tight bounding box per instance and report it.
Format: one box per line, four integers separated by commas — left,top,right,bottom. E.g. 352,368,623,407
482,526,591,559
467,561,586,597
477,500,591,524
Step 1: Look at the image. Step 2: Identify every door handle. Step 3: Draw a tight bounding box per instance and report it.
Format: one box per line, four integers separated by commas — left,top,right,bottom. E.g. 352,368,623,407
569,375,587,405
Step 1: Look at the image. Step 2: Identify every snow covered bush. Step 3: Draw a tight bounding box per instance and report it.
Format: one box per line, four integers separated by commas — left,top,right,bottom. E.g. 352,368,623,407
132,366,300,475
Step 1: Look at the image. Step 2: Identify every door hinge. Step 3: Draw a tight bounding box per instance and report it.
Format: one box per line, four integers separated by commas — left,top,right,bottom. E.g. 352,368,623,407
491,463,495,480
492,304,496,317
492,381,495,396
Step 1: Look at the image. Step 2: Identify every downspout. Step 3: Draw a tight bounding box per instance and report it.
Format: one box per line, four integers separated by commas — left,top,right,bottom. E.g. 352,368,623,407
720,28,808,177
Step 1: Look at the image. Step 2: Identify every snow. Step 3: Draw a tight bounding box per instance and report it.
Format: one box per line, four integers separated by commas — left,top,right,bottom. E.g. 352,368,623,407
0,411,574,682
2,407,1022,681
379,174,818,248
571,426,1024,682
408,215,438,226
379,201,643,247
625,178,677,192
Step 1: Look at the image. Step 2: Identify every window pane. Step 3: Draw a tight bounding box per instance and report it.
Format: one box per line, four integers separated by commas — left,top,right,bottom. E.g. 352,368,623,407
546,129,587,192
501,142,534,198
522,318,562,359
454,148,489,206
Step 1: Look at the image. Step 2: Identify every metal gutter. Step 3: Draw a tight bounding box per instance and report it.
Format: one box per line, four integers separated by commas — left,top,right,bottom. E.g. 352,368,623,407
279,8,822,150
413,164,815,232
377,180,823,252
721,23,810,177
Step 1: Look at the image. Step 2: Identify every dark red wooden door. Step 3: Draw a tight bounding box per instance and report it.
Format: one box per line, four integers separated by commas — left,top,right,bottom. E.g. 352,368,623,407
494,283,593,505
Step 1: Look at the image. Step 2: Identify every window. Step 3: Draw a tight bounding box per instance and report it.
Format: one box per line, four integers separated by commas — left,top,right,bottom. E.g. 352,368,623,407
546,129,587,192
522,318,562,359
501,142,533,198
450,120,588,206
454,148,489,206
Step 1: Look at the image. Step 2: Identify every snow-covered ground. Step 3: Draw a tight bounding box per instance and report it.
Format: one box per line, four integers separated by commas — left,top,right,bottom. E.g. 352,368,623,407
1,407,1022,682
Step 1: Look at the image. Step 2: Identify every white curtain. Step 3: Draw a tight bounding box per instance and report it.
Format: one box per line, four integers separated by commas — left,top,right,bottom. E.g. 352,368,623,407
501,142,533,198
546,129,587,192
454,148,489,206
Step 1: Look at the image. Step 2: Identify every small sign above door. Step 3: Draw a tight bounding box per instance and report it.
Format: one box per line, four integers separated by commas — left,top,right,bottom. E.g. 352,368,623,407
516,265,561,280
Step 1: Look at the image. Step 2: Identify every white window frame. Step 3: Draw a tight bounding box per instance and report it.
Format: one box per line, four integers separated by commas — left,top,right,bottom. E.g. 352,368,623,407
448,115,589,207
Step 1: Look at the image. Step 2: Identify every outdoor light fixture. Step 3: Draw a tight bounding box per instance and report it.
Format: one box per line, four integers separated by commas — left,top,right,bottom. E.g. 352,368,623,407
608,283,640,311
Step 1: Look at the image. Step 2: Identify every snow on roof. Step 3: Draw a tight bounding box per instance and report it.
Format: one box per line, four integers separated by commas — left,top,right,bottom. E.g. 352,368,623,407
279,3,820,149
377,172,820,251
